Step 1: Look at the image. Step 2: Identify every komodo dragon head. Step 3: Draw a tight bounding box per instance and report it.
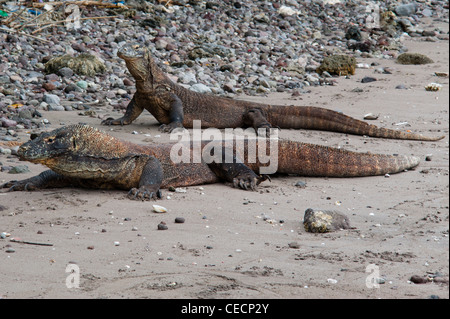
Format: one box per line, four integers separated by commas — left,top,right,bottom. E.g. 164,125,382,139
117,43,151,82
17,125,127,172
17,125,79,165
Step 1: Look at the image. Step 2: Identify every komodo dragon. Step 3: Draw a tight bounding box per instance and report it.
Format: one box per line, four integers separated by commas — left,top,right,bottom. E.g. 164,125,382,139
102,43,443,141
3,124,420,200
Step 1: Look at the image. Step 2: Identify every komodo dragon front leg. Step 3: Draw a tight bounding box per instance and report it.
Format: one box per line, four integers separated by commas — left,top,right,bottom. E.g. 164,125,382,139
102,97,142,126
103,86,185,133
127,155,164,200
2,170,77,191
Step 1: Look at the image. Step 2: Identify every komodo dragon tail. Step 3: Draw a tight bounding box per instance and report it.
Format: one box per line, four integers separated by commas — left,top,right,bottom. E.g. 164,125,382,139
265,139,421,177
265,105,445,141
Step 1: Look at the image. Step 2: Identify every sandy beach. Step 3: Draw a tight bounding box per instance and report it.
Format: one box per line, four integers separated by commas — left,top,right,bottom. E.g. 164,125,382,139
0,13,448,299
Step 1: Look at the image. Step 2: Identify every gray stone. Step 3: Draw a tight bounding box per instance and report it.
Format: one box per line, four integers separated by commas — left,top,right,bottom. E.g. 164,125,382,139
48,104,65,111
76,80,88,90
8,165,30,174
190,83,212,94
43,94,61,105
58,67,74,77
0,75,11,83
395,3,418,17
303,208,352,233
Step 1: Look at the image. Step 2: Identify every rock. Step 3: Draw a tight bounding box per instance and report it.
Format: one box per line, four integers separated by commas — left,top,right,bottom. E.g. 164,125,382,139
288,242,300,249
76,80,88,90
123,78,134,86
397,53,434,65
175,217,185,224
8,165,30,174
65,83,82,93
303,208,351,233
43,94,60,105
295,181,307,188
180,72,197,84
0,75,10,84
157,221,168,230
410,275,428,284
278,6,300,17
58,67,74,77
317,55,356,76
1,117,17,128
155,39,168,50
42,82,57,91
364,113,379,120
190,83,212,94
48,104,65,111
395,3,418,17
361,76,377,83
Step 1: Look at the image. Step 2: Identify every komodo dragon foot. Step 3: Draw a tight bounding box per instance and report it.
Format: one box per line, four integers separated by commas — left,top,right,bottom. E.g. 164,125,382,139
232,173,271,191
128,185,162,201
159,121,184,133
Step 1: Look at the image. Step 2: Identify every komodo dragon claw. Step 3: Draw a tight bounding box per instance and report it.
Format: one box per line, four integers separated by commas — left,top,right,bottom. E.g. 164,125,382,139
128,186,162,201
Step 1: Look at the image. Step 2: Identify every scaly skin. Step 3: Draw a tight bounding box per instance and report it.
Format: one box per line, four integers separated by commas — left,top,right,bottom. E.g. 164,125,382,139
102,43,444,141
3,124,421,200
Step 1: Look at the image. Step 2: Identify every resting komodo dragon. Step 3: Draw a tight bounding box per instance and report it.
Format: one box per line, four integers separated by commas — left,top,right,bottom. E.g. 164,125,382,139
3,124,421,200
102,43,443,141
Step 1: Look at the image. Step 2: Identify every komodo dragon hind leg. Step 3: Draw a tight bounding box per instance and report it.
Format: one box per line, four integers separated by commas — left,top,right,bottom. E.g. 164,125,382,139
102,97,143,126
127,155,163,201
205,145,269,191
244,108,275,137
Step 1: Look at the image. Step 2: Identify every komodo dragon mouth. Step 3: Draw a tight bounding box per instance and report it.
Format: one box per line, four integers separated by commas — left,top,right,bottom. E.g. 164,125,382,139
117,43,147,59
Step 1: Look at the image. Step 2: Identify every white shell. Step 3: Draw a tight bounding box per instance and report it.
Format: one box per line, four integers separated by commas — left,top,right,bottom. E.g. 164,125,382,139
152,205,168,213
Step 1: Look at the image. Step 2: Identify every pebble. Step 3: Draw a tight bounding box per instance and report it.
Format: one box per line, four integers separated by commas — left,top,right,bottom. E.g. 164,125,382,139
295,181,307,188
395,3,417,17
0,0,445,134
157,222,168,230
175,217,185,224
7,165,30,174
363,113,379,120
303,208,351,233
361,76,377,83
43,94,61,105
288,242,300,249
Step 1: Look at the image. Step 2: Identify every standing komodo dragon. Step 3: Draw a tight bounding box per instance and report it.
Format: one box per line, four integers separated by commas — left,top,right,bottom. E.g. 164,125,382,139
102,43,443,141
3,124,421,200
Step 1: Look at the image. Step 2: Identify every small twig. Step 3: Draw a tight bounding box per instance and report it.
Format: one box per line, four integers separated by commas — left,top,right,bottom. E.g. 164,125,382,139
0,26,52,43
17,7,56,31
31,1,128,10
31,15,119,35
3,6,27,26
10,238,54,247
